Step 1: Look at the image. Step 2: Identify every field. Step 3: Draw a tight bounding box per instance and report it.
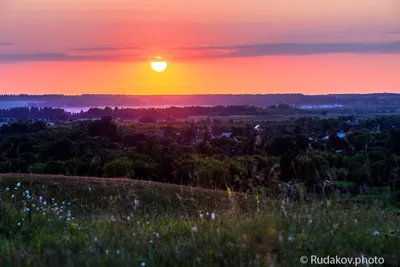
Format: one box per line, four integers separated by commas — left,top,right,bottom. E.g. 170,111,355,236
1,174,399,266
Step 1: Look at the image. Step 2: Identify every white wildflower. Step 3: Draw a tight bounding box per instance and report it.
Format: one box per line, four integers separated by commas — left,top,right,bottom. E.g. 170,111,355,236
373,230,380,236
211,213,215,220
141,262,146,267
17,222,21,226
200,214,204,219
288,235,294,241
16,182,21,187
105,249,109,255
354,218,358,224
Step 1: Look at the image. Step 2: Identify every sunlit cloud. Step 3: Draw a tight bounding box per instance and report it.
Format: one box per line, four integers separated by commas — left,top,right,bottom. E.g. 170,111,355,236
1,41,400,63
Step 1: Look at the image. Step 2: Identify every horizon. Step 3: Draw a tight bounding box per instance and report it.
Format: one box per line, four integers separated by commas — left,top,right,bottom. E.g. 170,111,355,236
1,92,400,97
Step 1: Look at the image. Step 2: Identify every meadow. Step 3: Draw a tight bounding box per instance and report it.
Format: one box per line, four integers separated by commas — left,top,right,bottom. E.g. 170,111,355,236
1,174,399,267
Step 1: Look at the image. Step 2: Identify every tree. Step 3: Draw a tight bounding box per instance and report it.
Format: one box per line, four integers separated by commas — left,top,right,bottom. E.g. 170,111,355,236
88,116,119,141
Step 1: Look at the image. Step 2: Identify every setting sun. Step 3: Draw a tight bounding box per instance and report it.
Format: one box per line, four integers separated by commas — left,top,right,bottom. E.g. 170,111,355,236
151,57,168,72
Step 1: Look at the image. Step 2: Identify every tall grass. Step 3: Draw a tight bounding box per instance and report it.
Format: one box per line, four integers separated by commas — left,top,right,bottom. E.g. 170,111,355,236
0,176,399,266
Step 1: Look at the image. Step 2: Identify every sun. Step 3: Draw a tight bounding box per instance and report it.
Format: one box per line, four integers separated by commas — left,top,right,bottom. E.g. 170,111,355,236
151,56,168,72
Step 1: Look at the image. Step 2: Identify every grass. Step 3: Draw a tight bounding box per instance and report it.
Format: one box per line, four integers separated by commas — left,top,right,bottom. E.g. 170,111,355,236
0,174,400,266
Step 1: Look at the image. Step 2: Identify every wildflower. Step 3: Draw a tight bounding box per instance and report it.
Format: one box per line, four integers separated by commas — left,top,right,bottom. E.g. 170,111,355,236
68,202,71,206
11,194,15,199
149,240,153,244
39,196,43,202
373,230,380,236
200,214,204,220
52,198,55,201
153,232,160,238
127,216,131,221
105,249,109,255
116,250,120,254
110,215,116,222
137,221,140,225
192,226,198,232
308,219,312,224
26,195,31,199
288,235,294,241
94,237,98,242
211,213,215,220
216,228,220,234
354,219,358,224
16,182,21,187
17,222,21,226
6,187,9,191
278,232,283,242
227,187,232,197
141,262,146,267
243,234,247,239
134,199,140,209
43,201,47,205
146,221,149,224
25,190,29,194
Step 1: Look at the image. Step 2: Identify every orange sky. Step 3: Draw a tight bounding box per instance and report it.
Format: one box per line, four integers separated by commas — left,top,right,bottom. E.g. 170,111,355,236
0,0,400,95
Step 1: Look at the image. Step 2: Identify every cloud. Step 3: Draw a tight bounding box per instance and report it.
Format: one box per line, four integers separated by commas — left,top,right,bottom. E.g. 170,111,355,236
2,41,400,63
0,42,13,46
382,31,400,35
177,41,400,59
0,52,144,64
71,46,139,52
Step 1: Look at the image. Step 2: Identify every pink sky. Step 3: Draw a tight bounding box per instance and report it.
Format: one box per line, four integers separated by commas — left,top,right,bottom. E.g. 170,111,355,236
0,0,399,95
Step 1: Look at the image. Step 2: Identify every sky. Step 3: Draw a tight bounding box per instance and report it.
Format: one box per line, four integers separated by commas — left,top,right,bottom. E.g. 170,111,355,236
0,0,400,95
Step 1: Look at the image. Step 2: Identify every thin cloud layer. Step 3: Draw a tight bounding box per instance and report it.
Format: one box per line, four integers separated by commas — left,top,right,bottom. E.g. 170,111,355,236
1,41,400,63
179,41,400,58
71,46,139,52
0,42,13,46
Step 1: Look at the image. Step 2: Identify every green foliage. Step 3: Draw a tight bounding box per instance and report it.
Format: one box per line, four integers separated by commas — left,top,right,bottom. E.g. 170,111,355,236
102,157,134,178
0,180,399,267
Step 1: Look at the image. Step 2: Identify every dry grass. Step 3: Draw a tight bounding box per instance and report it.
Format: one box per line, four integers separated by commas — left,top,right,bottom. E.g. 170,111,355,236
0,173,248,215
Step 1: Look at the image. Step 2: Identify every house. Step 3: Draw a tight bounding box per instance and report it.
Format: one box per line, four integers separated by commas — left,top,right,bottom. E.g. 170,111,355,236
220,132,232,138
346,120,359,126
321,132,346,141
337,132,346,138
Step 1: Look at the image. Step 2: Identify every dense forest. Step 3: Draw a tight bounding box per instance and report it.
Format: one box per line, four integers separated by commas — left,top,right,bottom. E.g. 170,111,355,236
2,93,400,110
0,105,301,121
1,112,400,197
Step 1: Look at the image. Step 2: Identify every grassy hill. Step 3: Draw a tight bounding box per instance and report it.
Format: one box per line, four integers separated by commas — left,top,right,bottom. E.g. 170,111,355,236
1,174,399,266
